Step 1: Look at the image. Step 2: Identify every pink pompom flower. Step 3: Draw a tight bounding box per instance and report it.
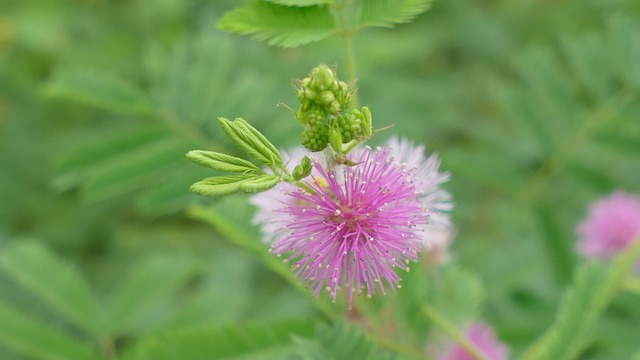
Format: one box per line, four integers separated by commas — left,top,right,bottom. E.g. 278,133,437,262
250,139,451,305
576,191,640,260
439,323,509,360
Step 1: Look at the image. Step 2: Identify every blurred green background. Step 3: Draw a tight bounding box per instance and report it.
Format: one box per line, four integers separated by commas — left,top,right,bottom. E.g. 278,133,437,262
1,0,640,359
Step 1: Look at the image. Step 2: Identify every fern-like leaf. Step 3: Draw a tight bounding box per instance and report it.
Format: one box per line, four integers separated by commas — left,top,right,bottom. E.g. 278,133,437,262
218,1,335,48
359,0,433,28
521,240,640,360
295,321,391,360
128,319,316,359
264,0,330,6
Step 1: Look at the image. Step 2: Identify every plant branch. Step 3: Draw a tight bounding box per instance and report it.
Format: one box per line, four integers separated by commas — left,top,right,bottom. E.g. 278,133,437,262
423,304,489,360
187,205,339,321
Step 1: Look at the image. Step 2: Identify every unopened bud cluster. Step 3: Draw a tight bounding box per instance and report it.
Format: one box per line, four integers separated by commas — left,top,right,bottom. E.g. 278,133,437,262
295,64,367,152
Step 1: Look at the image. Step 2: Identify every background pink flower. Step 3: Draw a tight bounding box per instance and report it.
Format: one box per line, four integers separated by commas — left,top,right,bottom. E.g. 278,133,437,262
577,191,640,260
439,322,509,360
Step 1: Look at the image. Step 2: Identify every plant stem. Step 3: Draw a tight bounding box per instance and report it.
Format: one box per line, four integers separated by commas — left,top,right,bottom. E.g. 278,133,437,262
333,0,358,110
423,304,489,360
100,337,117,360
187,205,339,321
623,277,640,295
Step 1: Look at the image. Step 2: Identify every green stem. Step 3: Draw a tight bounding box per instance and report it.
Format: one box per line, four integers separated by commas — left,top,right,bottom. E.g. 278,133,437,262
100,337,117,360
516,91,632,205
423,304,489,360
187,205,339,321
333,0,358,110
624,277,640,295
342,35,358,109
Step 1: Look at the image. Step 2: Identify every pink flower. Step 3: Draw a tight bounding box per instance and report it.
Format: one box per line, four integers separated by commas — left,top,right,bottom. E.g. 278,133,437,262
386,137,453,264
577,192,640,260
439,323,509,360
251,139,451,305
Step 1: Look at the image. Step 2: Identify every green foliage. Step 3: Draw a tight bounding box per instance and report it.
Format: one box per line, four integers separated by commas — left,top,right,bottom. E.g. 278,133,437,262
264,0,331,6
0,241,101,335
521,241,640,360
217,117,283,167
293,155,313,180
186,151,261,174
3,0,640,359
432,265,485,326
218,1,335,48
359,0,433,28
43,72,155,116
107,255,199,334
130,319,317,360
48,30,280,216
0,300,98,360
295,321,391,360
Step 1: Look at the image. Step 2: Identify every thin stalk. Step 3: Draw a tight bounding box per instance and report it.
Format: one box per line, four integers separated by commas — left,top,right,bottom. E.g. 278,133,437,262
187,205,339,321
624,277,640,295
423,304,489,360
333,0,358,110
100,337,117,360
342,34,358,110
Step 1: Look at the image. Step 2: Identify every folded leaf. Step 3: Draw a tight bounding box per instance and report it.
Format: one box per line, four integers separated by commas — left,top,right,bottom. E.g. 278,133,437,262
233,118,283,166
186,150,261,173
189,174,256,197
218,118,281,167
240,175,280,193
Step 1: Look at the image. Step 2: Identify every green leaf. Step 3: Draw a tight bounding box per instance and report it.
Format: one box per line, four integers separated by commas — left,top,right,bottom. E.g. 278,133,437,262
218,2,335,48
264,0,330,6
444,149,524,194
535,206,576,286
108,255,198,334
240,175,280,193
218,118,282,166
295,321,389,360
83,136,189,202
42,71,155,116
186,205,339,321
432,265,484,325
292,156,313,180
131,319,316,360
53,124,171,191
595,129,640,156
189,174,257,197
0,241,101,336
359,0,433,28
521,240,640,360
234,118,284,166
0,300,98,360
186,150,261,173
566,161,616,192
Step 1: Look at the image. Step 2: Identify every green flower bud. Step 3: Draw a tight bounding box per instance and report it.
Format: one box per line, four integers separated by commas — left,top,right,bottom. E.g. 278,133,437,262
329,126,343,152
310,64,334,90
361,106,372,137
336,111,363,143
295,64,361,150
304,87,317,101
292,155,313,180
319,91,336,106
301,125,329,152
